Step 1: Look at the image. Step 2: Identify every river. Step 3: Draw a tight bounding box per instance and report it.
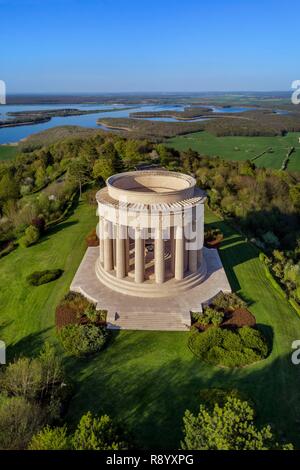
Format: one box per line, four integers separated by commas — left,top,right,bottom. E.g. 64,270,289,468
0,103,254,144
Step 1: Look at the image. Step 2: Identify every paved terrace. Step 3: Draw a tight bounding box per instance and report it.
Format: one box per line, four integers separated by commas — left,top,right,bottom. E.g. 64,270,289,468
70,246,231,331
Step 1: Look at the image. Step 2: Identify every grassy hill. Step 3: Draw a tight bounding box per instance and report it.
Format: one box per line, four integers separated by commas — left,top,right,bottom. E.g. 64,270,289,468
0,201,300,448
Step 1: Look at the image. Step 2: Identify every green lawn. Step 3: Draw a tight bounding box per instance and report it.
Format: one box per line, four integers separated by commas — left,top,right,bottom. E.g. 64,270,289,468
0,201,96,354
166,131,300,171
1,202,300,448
0,145,18,161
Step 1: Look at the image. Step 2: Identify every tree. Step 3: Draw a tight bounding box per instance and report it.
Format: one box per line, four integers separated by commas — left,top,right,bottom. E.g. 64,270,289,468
19,224,40,247
68,158,91,199
28,425,69,450
0,343,65,401
72,412,128,450
35,166,47,188
38,342,65,400
289,184,300,208
181,397,292,450
93,158,115,182
0,172,19,202
0,396,43,450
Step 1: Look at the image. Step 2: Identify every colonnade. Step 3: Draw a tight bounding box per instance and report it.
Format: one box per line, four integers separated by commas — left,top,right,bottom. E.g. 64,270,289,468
99,216,202,284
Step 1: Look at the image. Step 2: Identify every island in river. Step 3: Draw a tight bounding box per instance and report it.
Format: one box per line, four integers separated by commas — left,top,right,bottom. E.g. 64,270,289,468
0,107,132,128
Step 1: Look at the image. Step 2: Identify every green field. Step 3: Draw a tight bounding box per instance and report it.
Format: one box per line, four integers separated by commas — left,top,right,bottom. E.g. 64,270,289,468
166,131,300,171
1,201,300,448
0,145,18,161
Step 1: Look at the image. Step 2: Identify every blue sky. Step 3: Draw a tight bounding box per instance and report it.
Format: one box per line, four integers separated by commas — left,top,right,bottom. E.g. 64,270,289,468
0,0,298,92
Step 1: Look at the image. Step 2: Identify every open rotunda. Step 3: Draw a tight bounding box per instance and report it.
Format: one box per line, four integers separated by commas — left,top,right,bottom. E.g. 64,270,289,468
71,170,231,331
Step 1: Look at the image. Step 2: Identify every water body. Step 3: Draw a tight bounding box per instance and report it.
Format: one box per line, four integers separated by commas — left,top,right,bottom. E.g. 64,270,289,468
0,103,259,144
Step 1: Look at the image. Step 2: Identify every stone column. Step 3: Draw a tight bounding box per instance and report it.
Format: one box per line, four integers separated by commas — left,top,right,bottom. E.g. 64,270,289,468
188,220,198,273
103,219,114,271
112,224,116,268
99,217,104,264
135,228,145,283
175,225,184,280
170,226,175,275
184,237,188,272
116,224,126,279
125,228,130,275
197,248,203,268
155,227,165,284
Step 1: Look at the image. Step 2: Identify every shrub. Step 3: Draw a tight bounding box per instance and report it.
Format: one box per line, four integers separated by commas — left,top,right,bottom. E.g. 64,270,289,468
204,228,224,247
86,228,99,247
28,425,70,450
72,412,128,450
0,396,43,450
0,241,16,259
239,326,269,357
222,330,243,351
31,216,46,234
29,413,128,450
26,269,63,286
55,292,105,329
19,225,40,247
211,292,246,311
200,307,224,326
188,326,268,368
189,327,223,358
58,324,107,357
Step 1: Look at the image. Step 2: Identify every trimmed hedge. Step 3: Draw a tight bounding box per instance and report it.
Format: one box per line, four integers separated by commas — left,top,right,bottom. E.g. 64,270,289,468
188,326,268,368
26,269,63,286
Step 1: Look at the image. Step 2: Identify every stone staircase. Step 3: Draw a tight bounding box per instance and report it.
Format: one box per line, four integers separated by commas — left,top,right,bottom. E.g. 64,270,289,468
106,310,191,331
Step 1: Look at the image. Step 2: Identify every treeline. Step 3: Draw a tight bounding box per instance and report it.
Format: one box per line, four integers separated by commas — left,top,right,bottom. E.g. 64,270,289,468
204,110,300,137
98,117,206,138
129,107,212,120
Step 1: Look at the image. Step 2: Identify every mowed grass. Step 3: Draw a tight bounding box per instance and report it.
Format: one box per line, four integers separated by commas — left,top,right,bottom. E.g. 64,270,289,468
1,202,300,448
0,145,18,161
166,131,300,171
0,201,96,354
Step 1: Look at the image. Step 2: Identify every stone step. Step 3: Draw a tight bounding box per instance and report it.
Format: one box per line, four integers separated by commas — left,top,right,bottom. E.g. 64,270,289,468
106,310,191,331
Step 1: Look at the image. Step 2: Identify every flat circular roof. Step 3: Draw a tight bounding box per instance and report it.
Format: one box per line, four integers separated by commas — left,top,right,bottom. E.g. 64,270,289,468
106,170,196,204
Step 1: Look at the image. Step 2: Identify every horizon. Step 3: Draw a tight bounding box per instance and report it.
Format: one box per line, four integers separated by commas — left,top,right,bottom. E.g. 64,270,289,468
5,90,294,96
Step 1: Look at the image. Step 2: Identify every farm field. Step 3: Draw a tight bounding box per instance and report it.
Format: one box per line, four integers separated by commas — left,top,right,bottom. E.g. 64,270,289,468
166,131,300,171
0,145,18,161
0,202,300,448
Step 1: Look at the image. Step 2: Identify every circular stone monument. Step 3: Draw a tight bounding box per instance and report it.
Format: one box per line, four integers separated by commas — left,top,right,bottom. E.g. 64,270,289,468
95,170,207,297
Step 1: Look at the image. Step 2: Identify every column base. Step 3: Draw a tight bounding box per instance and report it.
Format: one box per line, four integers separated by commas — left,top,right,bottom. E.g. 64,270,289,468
95,256,207,298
